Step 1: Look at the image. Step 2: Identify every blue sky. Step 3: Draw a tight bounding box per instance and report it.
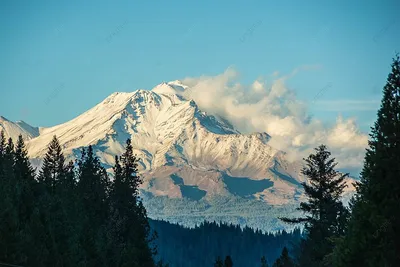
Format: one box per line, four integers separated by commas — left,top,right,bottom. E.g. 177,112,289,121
0,0,399,132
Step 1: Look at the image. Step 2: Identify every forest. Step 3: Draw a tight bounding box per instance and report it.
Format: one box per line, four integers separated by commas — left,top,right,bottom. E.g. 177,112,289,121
150,219,301,267
0,55,399,266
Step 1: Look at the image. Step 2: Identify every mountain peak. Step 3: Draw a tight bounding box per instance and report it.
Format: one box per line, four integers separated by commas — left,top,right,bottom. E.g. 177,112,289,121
152,80,188,96
0,116,39,141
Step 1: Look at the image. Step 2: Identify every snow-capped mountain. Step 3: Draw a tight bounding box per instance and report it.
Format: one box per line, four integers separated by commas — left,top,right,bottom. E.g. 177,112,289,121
2,80,356,231
0,116,40,141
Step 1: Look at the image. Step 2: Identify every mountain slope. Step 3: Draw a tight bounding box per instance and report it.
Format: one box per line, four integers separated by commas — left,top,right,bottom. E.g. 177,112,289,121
5,80,355,231
0,116,40,141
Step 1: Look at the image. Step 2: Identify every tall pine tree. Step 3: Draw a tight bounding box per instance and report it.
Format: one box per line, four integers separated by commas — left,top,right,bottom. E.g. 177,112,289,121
38,135,66,190
332,55,400,266
280,144,349,267
272,247,294,267
36,135,78,266
0,134,19,264
224,255,233,267
107,139,155,267
76,145,109,266
214,256,224,267
11,135,45,266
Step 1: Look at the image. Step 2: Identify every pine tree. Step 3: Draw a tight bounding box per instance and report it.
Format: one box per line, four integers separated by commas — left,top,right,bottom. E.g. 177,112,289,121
106,155,125,266
261,256,269,267
0,135,18,264
214,256,224,267
224,255,233,267
107,139,155,267
332,55,400,266
38,135,66,190
272,247,294,267
13,135,36,224
279,144,349,266
36,135,77,266
14,135,36,185
77,145,108,220
12,135,46,265
76,145,109,266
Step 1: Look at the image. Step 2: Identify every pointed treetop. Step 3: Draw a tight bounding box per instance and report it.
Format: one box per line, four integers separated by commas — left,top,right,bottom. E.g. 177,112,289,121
214,256,223,267
261,256,269,267
13,135,35,180
6,137,14,154
224,255,233,267
38,135,67,187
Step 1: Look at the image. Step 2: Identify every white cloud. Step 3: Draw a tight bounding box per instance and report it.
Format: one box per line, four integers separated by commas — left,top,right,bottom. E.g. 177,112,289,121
178,67,371,174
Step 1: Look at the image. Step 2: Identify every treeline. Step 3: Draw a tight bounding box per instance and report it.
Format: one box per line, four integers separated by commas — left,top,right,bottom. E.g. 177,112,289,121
265,55,400,266
0,135,162,266
150,219,302,267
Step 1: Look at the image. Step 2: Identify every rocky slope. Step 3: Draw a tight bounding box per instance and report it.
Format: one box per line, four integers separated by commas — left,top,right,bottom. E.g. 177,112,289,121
1,80,356,231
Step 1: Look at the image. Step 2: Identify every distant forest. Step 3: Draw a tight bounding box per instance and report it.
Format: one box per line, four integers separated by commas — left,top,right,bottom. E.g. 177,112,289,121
150,219,301,267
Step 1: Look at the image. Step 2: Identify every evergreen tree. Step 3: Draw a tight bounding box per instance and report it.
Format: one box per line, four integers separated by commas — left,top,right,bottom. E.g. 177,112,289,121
279,144,349,267
14,135,36,185
77,145,108,221
107,139,155,266
36,135,78,266
38,135,66,190
76,145,109,266
12,135,45,266
13,135,37,227
214,256,224,267
272,247,294,267
332,55,400,266
261,256,269,267
224,255,233,267
0,135,18,264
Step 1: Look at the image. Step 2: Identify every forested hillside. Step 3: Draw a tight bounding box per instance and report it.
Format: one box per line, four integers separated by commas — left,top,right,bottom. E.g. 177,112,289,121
150,219,301,267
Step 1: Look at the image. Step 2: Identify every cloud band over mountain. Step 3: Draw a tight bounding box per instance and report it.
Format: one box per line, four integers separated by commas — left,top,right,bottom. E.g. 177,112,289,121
178,67,369,174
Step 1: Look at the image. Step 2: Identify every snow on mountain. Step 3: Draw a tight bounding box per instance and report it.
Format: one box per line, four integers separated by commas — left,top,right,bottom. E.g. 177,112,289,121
2,80,356,231
0,116,40,141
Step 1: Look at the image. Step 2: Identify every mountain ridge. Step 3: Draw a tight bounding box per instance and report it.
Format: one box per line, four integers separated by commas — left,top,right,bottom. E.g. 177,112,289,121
0,80,356,231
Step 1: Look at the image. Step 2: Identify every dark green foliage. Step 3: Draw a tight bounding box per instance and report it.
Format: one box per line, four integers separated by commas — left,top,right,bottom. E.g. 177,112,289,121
280,145,349,266
106,139,155,266
151,219,301,267
37,135,66,190
272,247,294,267
331,55,400,266
261,256,269,267
0,133,17,263
0,135,45,266
214,256,224,267
224,255,233,267
0,135,156,266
